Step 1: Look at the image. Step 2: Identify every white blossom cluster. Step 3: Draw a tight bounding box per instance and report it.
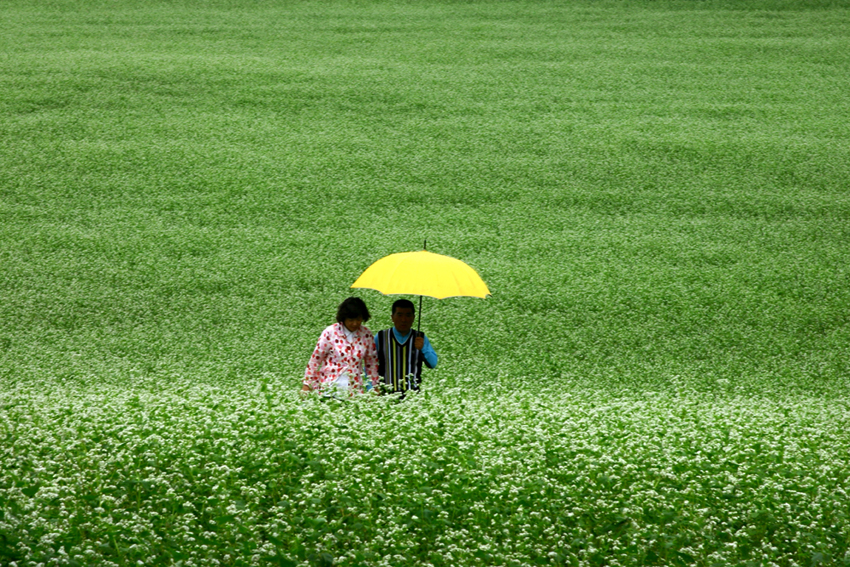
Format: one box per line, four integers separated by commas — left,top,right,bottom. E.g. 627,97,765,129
2,374,849,566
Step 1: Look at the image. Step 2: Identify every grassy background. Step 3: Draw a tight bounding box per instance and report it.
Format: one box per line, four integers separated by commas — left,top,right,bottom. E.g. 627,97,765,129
3,1,850,565
3,0,848,396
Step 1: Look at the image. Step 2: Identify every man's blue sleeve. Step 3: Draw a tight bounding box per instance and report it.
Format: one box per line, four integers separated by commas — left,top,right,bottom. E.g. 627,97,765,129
422,334,438,369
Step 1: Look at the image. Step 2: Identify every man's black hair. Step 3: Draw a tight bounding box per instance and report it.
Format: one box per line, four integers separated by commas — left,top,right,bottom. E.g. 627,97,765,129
336,297,371,323
391,299,415,315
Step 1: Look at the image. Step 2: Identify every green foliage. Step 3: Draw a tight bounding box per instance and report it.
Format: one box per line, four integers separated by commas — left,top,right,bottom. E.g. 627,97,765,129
2,381,850,566
2,0,850,565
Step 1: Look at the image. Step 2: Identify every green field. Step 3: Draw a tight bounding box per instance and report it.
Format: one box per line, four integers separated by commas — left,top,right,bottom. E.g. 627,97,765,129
2,0,850,565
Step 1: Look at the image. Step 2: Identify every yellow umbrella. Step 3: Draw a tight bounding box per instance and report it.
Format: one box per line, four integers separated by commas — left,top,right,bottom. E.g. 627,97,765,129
351,250,490,299
351,245,490,333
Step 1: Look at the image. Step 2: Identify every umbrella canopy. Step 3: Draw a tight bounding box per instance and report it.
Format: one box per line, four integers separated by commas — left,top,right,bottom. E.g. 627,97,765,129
351,250,490,299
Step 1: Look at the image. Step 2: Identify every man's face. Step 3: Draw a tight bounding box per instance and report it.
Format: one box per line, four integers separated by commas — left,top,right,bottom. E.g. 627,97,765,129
391,307,415,334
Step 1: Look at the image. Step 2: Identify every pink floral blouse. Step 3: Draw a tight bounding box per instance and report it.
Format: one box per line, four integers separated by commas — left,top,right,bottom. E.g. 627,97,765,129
303,323,380,395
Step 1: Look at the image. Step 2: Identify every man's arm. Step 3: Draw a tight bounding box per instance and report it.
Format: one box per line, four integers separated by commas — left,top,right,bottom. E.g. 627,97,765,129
418,333,438,369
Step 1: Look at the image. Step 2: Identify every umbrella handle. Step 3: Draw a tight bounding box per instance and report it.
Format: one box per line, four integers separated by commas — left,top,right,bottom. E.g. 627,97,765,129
416,293,423,368
413,241,426,388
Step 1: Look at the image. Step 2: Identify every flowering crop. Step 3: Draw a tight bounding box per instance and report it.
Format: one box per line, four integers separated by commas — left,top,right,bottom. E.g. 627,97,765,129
2,0,850,565
2,375,849,566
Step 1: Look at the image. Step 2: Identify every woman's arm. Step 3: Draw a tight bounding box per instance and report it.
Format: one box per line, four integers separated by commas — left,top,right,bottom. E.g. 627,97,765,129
303,329,332,391
363,331,380,391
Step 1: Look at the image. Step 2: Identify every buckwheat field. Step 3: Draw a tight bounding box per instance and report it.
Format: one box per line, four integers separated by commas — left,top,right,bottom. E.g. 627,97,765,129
2,0,849,566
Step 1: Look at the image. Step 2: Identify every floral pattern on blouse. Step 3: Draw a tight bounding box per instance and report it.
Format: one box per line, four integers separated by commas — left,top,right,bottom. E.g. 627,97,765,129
303,323,380,395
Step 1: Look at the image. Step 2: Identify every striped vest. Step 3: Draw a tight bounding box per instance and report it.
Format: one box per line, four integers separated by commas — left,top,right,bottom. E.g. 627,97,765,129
377,329,424,394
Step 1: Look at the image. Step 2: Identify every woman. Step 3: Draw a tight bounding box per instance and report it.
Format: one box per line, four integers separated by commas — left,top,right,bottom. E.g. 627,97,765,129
302,297,380,397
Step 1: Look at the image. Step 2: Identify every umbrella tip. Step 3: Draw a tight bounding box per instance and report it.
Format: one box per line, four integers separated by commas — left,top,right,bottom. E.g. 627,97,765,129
424,239,427,250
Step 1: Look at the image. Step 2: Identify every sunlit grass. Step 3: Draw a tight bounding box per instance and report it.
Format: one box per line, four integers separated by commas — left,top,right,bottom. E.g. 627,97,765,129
4,376,850,566
1,0,850,565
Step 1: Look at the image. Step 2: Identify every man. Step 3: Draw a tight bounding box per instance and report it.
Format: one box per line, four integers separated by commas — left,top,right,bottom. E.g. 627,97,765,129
374,299,438,396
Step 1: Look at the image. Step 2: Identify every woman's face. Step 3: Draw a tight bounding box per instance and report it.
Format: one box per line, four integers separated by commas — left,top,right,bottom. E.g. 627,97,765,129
343,317,363,333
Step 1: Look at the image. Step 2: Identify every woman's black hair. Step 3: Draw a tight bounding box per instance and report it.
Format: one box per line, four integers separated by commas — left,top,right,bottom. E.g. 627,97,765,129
336,296,371,323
